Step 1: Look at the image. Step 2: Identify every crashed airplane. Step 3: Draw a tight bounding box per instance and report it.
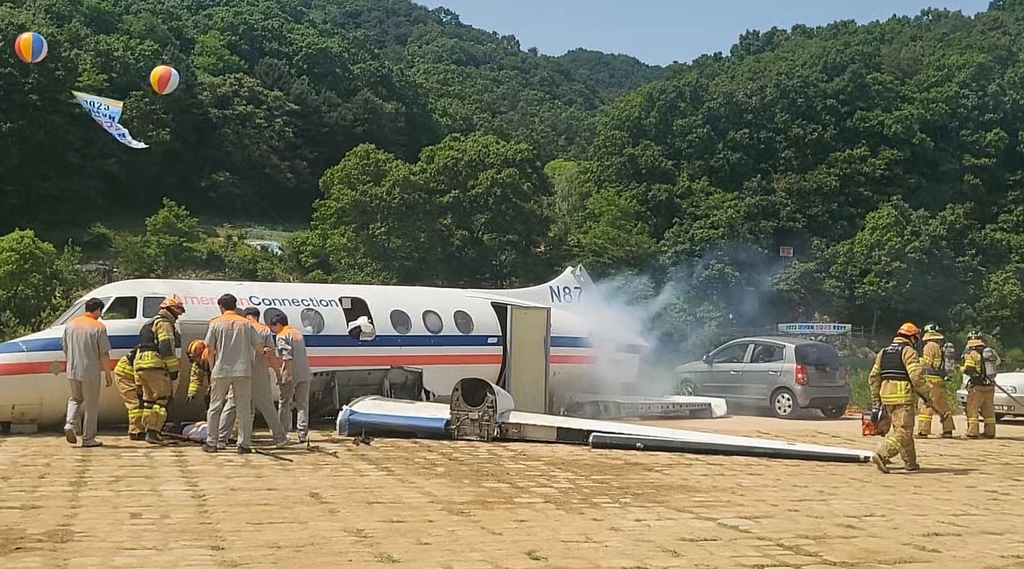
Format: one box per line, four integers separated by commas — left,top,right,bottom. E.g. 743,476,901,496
0,265,723,432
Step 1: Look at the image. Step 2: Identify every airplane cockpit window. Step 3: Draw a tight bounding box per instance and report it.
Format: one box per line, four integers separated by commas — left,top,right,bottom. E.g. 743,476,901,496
263,307,286,328
453,310,474,335
50,298,93,327
142,296,164,318
300,308,325,335
390,310,412,335
102,296,139,320
423,310,443,335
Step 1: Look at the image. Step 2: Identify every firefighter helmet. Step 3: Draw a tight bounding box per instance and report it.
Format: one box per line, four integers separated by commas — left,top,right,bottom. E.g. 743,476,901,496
159,296,186,315
897,322,921,342
966,338,985,349
187,339,205,358
923,323,940,334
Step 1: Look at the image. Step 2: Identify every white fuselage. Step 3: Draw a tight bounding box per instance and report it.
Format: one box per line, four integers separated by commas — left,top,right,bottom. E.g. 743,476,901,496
0,267,647,426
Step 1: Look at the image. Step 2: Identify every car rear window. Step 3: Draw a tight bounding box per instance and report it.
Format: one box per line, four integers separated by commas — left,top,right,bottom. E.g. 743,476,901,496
795,344,840,368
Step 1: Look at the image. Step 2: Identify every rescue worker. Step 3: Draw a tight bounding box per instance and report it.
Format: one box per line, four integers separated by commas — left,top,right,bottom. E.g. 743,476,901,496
134,297,186,445
202,294,264,454
218,307,289,449
60,297,113,448
270,313,312,444
185,339,212,409
962,332,1000,439
113,345,145,440
915,324,956,438
869,322,929,474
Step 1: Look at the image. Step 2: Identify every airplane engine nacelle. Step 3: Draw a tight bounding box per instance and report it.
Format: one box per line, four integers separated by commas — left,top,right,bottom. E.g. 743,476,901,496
448,377,514,442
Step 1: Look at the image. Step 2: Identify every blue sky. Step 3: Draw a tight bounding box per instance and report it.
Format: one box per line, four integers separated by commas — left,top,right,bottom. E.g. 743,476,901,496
415,0,993,66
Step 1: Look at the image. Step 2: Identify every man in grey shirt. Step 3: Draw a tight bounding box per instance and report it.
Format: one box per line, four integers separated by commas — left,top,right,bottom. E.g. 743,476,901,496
61,298,113,448
217,307,288,448
269,313,313,443
202,294,263,454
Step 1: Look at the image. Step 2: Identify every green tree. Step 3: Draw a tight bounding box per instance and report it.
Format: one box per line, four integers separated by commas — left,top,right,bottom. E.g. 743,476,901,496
0,230,97,341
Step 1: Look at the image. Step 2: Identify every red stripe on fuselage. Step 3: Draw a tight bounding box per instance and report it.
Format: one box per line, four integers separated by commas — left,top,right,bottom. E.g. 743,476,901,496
0,353,595,376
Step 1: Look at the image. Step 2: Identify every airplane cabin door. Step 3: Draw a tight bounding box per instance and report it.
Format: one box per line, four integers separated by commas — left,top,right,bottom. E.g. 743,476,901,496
168,319,211,423
503,305,551,414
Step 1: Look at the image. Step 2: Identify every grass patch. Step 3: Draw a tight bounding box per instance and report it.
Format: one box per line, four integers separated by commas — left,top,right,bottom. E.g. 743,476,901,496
374,552,399,564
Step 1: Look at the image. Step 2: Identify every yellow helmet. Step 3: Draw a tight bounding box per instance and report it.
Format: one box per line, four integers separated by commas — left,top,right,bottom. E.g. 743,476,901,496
187,339,206,358
966,338,985,349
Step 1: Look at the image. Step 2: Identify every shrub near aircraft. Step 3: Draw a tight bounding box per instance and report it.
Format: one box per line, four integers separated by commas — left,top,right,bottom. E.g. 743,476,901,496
0,266,652,430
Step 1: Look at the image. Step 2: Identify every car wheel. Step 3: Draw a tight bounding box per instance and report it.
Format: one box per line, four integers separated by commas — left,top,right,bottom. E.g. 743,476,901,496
820,405,847,419
678,379,698,396
771,389,797,419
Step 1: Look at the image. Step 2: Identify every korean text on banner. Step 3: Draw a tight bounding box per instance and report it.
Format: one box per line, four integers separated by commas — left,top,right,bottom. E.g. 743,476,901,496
71,91,149,149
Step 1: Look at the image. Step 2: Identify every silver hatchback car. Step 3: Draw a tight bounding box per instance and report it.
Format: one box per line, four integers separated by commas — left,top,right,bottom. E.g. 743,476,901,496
675,336,850,419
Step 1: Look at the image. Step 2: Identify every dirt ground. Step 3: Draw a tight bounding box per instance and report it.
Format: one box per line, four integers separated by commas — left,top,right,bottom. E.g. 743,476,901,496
2,414,1023,569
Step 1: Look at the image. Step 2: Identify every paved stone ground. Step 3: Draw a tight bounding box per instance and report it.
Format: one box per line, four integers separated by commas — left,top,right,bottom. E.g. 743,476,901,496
1,414,1023,568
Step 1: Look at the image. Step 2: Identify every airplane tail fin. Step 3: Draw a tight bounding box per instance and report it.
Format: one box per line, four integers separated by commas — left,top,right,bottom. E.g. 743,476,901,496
498,265,596,307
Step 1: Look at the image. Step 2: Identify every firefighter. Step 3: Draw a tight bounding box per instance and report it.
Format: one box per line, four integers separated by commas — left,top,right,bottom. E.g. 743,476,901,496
869,322,929,474
185,339,212,409
915,324,955,438
962,333,1000,439
133,297,185,445
113,345,145,440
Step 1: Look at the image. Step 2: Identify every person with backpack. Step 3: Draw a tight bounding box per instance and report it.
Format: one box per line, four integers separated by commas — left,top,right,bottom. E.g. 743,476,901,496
963,331,1001,439
915,324,956,439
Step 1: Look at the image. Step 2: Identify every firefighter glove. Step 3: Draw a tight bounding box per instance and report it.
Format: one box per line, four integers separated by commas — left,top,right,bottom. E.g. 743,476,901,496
169,371,179,382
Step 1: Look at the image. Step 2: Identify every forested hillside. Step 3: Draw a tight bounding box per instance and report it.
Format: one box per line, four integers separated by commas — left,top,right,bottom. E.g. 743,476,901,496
3,0,1024,357
0,0,662,228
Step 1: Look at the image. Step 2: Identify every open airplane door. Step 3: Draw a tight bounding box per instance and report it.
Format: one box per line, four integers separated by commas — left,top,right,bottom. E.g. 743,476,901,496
168,319,211,424
502,305,551,414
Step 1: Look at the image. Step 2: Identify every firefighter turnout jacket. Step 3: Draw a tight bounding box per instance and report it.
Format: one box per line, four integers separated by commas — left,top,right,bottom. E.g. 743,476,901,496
187,349,212,399
869,337,926,405
133,309,181,377
963,348,994,386
920,332,947,382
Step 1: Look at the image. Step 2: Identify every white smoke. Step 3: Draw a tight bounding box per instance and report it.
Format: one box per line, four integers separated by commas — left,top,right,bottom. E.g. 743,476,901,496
572,247,794,398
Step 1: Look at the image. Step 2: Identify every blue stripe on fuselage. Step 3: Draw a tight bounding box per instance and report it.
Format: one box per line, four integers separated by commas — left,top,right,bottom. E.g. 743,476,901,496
0,334,646,355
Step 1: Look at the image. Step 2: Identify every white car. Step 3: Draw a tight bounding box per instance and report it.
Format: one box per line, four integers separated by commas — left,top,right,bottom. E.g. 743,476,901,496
955,372,1024,421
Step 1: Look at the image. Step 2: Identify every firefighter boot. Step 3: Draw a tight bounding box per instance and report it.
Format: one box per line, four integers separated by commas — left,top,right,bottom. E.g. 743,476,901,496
145,429,166,446
871,453,890,474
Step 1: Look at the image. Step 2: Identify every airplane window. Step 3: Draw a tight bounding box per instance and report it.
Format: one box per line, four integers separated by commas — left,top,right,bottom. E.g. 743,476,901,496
50,299,93,327
142,297,164,318
390,310,412,335
339,297,374,326
263,307,286,328
454,310,474,335
102,296,139,320
300,308,325,335
423,310,443,334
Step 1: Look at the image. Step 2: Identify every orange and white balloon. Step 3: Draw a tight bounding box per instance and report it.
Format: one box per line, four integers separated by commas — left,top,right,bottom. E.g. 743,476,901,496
149,65,179,95
14,31,48,64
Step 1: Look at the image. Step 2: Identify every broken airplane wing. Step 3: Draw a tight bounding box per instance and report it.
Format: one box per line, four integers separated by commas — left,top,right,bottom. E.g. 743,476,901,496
337,379,871,464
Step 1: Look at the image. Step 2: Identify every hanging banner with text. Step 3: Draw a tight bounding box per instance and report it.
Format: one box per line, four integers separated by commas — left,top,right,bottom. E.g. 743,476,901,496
777,322,852,335
71,91,149,149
